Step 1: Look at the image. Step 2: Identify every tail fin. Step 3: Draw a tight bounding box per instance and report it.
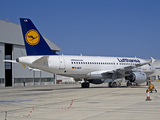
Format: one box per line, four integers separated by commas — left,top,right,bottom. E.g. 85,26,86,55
20,18,56,56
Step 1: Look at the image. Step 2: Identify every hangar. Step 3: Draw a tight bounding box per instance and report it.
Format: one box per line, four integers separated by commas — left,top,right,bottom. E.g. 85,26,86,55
0,19,74,87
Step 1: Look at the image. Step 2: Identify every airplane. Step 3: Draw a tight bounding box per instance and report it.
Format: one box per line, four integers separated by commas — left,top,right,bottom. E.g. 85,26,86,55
14,18,155,88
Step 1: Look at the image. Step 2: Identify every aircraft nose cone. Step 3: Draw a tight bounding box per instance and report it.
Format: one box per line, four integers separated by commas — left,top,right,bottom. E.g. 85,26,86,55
16,58,19,62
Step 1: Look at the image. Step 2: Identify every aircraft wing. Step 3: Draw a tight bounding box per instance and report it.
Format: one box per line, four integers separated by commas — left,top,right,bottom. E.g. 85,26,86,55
101,57,155,76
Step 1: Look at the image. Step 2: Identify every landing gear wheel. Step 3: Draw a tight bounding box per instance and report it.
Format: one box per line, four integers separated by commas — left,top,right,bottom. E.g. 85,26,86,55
108,82,112,88
112,82,117,88
86,83,90,88
108,82,117,88
127,81,132,86
81,83,85,88
81,82,90,88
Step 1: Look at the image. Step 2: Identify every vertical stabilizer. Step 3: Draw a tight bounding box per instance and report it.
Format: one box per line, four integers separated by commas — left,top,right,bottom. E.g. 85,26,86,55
20,18,56,56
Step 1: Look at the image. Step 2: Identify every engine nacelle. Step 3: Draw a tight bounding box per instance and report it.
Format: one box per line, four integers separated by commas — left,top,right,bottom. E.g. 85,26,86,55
88,79,105,84
125,72,147,84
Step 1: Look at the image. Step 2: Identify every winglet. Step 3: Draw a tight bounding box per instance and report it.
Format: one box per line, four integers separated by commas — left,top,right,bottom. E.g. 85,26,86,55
151,57,156,63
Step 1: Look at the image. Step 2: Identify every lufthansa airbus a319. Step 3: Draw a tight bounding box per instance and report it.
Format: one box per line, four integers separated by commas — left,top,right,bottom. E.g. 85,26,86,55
14,18,155,88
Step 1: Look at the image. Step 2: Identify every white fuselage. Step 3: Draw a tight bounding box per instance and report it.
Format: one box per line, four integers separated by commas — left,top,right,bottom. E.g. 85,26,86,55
17,55,155,80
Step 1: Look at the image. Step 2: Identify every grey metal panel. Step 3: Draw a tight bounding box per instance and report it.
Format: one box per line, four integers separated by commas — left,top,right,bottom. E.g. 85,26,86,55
12,45,26,58
0,20,60,52
0,43,4,78
0,20,23,45
41,71,54,78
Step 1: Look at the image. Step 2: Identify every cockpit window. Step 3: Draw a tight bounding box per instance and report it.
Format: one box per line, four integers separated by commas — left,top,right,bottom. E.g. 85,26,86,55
148,64,151,66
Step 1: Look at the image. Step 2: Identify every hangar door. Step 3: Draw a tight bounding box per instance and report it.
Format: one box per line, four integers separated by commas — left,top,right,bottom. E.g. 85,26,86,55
5,44,12,87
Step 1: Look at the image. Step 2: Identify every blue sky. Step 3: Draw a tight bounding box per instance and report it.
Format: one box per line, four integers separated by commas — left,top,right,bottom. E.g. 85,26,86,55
0,0,160,59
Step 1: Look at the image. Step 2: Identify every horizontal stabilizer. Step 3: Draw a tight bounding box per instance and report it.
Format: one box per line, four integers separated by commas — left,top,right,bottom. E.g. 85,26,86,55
3,60,17,63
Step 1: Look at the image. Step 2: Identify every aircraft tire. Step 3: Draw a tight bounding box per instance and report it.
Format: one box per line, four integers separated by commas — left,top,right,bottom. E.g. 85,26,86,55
81,83,85,88
86,83,90,88
108,82,112,88
127,81,130,86
112,82,117,88
81,82,90,88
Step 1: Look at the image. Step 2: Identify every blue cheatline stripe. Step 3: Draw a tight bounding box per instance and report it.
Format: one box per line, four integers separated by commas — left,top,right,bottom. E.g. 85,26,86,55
0,100,33,103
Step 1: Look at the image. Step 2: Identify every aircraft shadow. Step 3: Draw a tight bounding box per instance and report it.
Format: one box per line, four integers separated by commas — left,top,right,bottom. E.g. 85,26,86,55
26,85,148,91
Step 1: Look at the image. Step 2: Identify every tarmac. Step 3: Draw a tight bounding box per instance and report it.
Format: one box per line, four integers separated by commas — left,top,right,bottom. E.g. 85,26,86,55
0,82,160,120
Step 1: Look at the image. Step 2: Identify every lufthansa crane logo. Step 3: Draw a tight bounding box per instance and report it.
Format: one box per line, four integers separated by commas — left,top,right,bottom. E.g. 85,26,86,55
25,29,40,46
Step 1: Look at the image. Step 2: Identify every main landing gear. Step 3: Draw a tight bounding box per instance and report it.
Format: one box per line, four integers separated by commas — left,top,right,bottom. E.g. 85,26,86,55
81,82,90,88
127,81,132,86
108,82,117,88
126,81,138,86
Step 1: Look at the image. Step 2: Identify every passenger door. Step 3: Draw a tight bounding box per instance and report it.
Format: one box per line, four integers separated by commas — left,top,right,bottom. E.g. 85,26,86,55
58,57,65,70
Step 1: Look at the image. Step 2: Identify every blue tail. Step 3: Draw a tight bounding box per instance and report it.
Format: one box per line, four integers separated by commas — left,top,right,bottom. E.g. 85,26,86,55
20,18,56,56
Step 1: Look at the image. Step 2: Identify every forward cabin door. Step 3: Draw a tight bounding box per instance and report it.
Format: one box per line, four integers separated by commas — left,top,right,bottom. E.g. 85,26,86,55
58,57,65,70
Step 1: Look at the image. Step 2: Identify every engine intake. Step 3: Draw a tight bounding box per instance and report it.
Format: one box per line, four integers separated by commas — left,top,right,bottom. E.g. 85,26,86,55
125,72,147,84
125,74,135,82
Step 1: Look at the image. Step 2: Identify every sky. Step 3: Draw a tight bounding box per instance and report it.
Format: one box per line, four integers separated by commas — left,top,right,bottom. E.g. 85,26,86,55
0,0,160,59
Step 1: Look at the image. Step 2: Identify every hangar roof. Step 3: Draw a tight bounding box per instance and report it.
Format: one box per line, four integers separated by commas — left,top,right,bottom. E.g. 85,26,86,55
0,20,60,52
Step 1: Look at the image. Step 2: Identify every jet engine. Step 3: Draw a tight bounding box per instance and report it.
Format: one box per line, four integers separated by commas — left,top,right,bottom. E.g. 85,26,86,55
125,72,147,84
88,79,105,84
